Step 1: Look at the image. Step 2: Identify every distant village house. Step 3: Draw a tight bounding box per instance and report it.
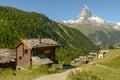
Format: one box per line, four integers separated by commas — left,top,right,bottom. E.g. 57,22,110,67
15,38,60,69
89,52,97,57
98,53,104,58
98,50,109,58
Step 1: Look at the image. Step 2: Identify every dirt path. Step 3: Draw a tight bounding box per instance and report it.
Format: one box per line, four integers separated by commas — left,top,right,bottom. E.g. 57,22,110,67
35,67,81,80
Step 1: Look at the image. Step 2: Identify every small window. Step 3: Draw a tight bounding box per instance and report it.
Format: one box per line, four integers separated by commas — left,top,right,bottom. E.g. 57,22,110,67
19,56,22,59
24,49,28,54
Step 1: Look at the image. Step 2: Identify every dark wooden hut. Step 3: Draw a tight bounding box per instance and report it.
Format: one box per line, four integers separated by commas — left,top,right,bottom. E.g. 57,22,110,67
15,38,60,69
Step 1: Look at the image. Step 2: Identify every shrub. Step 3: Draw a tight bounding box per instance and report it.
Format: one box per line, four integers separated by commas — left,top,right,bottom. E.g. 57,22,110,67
108,45,114,49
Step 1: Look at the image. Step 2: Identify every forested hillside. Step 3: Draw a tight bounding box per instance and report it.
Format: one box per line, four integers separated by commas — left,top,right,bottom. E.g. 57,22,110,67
0,6,99,64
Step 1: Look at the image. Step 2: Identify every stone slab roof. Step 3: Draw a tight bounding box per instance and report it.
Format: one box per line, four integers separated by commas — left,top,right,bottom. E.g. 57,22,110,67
16,38,60,49
31,54,53,65
0,49,16,63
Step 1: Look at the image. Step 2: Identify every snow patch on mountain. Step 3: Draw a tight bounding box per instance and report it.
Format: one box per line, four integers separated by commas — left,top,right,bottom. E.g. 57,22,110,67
113,26,120,29
88,16,105,23
116,22,120,26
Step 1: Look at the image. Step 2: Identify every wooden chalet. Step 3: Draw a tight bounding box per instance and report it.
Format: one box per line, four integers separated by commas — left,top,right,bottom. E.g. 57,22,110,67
15,38,60,69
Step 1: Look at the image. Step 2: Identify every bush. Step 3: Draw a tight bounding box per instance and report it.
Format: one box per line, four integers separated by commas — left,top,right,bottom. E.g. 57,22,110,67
30,65,63,74
108,45,114,49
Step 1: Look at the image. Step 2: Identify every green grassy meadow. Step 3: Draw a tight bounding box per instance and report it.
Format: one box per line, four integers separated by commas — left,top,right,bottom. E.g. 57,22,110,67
0,65,62,80
68,49,120,80
95,49,120,69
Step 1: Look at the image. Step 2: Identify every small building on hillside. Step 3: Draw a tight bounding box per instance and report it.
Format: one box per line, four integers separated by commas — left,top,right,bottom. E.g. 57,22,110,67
71,56,88,64
98,53,104,58
98,50,109,58
87,55,94,61
89,52,97,57
15,38,60,69
0,49,16,69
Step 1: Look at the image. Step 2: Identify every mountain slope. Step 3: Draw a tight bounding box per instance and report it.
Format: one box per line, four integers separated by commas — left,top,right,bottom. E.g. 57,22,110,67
59,5,120,48
0,6,99,64
95,49,120,69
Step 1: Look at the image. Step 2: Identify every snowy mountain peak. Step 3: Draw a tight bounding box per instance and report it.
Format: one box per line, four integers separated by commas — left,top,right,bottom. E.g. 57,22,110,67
76,5,105,24
77,5,91,19
61,5,105,24
58,5,120,30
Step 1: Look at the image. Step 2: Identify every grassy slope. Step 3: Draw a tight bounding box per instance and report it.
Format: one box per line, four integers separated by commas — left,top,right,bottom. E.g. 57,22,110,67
0,66,46,80
95,49,120,69
84,49,120,80
0,65,62,80
68,49,120,80
80,64,120,80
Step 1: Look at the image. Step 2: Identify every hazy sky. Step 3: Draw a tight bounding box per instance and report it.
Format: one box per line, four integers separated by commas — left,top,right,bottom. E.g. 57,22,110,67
0,0,120,22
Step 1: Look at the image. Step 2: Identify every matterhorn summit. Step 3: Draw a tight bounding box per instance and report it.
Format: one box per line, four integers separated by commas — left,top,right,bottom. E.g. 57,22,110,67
59,5,120,30
76,5,91,19
61,5,107,26
76,5,105,24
